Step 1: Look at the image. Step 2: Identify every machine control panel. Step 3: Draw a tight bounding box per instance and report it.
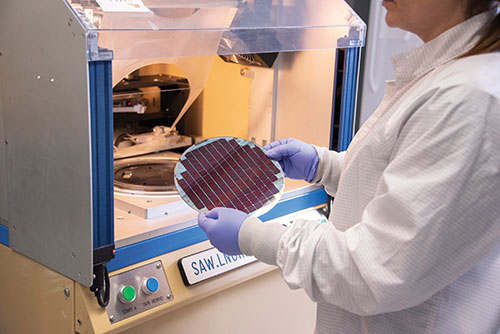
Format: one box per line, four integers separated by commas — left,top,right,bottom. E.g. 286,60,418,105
107,261,173,323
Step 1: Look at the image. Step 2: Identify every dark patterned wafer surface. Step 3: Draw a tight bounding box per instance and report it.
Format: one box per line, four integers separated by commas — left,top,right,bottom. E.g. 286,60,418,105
175,137,282,214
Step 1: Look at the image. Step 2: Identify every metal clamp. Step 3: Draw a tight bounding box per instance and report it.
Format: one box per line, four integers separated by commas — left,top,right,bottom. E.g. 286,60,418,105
87,31,114,61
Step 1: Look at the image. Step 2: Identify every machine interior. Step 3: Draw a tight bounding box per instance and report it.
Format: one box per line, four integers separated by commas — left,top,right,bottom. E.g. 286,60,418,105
112,50,337,247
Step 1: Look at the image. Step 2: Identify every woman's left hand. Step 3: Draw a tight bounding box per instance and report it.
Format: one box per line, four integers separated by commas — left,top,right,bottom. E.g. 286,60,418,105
198,207,248,255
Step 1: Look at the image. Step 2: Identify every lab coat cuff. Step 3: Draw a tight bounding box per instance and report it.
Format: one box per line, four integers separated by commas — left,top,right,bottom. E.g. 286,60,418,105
239,216,287,266
311,145,328,184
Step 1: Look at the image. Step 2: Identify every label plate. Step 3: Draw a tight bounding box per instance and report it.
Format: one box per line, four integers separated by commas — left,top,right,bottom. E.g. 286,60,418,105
178,247,257,286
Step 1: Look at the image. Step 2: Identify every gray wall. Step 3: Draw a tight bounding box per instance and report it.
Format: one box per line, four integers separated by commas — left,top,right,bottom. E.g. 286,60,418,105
0,57,8,226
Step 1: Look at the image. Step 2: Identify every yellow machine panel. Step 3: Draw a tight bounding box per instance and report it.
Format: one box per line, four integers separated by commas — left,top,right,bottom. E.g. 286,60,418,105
0,244,74,334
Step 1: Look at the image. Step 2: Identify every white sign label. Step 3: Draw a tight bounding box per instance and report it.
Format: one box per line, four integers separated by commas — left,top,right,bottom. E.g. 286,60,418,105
178,247,257,286
96,0,151,12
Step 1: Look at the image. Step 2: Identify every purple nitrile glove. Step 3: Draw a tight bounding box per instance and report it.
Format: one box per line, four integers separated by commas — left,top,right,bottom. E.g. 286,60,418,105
198,207,248,255
265,138,319,182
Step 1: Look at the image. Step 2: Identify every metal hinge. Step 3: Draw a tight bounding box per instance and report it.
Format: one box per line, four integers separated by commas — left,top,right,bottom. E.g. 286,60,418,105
87,31,114,61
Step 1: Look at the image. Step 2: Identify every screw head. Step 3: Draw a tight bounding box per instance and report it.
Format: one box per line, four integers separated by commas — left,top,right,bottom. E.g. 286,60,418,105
109,315,115,323
77,319,82,325
156,263,162,269
64,288,70,297
167,294,172,299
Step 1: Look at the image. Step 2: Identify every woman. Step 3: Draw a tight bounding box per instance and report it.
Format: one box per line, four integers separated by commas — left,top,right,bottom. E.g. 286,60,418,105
198,0,500,333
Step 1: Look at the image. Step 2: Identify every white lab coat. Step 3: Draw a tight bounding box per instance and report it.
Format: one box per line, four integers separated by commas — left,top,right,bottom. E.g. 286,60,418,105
239,8,500,334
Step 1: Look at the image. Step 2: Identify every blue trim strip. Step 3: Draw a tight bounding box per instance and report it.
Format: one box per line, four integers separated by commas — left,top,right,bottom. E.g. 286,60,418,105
107,189,328,272
107,226,207,272
89,61,115,249
258,189,327,222
338,48,360,151
0,225,8,247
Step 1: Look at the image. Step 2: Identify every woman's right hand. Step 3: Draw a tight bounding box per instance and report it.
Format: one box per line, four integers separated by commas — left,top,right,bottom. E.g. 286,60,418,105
264,138,319,182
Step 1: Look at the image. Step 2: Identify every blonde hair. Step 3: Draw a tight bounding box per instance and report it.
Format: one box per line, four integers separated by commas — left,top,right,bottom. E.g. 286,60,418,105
460,0,500,57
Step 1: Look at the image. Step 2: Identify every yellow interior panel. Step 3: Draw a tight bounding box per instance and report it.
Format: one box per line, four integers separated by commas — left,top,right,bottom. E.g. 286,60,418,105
185,56,251,139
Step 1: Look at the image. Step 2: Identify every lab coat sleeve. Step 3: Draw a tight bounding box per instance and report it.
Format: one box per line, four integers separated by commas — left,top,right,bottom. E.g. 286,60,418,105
239,85,500,315
239,216,287,265
238,147,346,263
311,146,346,195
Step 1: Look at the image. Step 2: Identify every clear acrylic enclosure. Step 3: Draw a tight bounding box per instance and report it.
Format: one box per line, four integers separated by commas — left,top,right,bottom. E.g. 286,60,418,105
67,0,365,59
63,0,365,248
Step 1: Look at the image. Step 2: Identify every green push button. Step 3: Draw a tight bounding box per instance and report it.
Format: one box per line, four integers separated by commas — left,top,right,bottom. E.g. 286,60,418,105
123,286,136,301
119,286,136,303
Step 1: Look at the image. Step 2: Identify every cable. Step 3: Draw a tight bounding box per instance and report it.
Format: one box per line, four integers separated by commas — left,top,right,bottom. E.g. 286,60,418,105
90,264,110,308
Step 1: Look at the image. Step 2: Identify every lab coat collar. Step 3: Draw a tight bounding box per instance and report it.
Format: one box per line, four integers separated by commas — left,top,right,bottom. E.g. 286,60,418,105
391,7,499,82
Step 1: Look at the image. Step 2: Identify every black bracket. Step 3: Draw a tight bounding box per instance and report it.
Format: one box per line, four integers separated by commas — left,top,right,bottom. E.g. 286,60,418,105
90,263,110,307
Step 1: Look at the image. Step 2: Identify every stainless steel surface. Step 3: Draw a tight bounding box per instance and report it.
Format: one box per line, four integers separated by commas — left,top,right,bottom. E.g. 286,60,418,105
0,0,93,285
107,261,173,323
114,156,178,195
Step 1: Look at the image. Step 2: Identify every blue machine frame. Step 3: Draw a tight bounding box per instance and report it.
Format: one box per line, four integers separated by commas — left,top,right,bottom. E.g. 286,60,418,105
89,61,115,251
337,48,361,152
0,224,8,247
